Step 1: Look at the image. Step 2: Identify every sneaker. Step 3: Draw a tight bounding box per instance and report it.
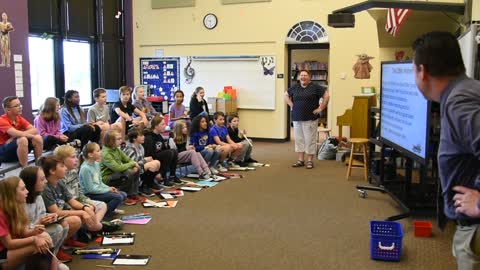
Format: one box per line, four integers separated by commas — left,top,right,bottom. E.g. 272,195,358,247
150,182,164,193
228,161,240,168
163,179,174,187
209,166,219,175
66,139,81,149
236,161,250,167
57,248,73,263
101,221,122,233
139,186,155,197
64,239,87,248
58,263,70,270
199,172,211,180
113,209,125,215
246,157,258,163
130,194,146,203
124,198,137,205
217,164,228,172
170,176,182,184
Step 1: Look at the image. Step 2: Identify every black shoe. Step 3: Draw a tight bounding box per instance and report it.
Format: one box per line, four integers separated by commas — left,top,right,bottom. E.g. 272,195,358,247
163,180,174,187
238,161,250,167
150,181,164,193
246,158,258,163
139,186,155,197
170,176,182,184
101,221,122,233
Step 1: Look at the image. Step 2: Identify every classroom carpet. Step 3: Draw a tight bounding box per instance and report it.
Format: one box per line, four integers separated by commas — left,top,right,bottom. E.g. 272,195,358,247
64,141,456,270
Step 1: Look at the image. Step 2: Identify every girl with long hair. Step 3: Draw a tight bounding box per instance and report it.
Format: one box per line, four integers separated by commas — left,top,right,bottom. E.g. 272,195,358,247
34,97,69,151
0,176,55,270
20,166,72,264
143,116,181,186
189,87,209,119
189,115,224,174
173,121,212,180
169,90,189,129
60,90,101,147
79,142,127,217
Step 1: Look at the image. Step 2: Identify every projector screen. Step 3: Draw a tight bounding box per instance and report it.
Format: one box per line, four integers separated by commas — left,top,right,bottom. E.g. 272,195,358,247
380,61,430,163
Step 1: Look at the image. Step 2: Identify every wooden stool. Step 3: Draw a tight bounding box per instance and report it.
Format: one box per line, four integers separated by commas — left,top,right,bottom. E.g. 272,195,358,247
316,127,332,150
346,138,369,181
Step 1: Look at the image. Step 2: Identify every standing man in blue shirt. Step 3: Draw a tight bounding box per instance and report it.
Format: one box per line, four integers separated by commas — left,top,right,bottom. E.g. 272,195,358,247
412,31,480,269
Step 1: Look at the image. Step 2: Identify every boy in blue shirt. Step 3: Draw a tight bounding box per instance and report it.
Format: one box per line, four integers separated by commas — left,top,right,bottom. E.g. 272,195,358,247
209,112,243,169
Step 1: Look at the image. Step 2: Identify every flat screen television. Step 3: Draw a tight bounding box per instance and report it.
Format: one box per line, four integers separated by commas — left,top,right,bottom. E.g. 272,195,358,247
380,61,430,164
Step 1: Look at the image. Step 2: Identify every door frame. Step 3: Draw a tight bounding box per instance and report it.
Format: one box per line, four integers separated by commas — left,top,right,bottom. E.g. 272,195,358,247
286,43,330,141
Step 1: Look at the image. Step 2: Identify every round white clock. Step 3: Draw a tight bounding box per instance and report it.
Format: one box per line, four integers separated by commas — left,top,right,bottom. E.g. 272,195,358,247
203,13,218,30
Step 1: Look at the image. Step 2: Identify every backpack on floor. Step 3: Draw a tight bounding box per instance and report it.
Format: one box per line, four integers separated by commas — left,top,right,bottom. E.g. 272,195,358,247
317,138,337,160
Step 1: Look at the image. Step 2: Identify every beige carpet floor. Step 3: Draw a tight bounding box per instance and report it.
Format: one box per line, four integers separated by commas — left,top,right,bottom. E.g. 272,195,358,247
62,141,456,270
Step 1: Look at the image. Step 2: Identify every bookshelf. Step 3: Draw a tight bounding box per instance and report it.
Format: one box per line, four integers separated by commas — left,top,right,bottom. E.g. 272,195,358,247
291,61,328,86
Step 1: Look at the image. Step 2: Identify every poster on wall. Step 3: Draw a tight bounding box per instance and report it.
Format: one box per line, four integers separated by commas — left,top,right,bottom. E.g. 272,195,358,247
139,57,180,101
0,11,14,68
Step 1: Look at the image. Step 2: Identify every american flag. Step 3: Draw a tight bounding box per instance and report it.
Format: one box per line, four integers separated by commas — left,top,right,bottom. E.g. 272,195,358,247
385,8,412,36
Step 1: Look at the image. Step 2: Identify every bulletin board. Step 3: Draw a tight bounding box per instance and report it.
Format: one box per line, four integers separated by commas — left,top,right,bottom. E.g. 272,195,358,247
139,57,180,101
179,55,276,110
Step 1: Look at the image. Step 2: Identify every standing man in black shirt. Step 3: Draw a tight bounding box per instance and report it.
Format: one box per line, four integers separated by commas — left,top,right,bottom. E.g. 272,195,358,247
285,70,329,169
412,31,480,269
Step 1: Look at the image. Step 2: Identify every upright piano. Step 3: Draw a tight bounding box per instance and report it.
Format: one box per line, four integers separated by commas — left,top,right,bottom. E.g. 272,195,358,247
337,94,377,138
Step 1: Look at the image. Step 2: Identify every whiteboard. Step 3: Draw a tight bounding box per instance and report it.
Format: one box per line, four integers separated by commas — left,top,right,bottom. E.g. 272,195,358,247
178,56,276,110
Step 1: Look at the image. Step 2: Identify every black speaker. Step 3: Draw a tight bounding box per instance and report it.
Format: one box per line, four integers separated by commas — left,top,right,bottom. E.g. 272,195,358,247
328,13,355,28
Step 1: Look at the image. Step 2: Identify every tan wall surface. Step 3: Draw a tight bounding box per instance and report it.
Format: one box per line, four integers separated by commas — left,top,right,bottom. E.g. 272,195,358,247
132,0,460,139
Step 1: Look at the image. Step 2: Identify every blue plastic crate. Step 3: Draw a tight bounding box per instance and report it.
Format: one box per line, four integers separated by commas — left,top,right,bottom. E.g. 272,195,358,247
370,220,403,261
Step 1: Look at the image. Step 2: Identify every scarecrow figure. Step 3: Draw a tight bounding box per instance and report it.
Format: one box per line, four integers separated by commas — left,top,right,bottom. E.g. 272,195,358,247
353,53,374,79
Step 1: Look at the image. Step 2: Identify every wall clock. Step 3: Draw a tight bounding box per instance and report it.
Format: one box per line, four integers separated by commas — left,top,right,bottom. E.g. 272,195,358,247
203,13,218,30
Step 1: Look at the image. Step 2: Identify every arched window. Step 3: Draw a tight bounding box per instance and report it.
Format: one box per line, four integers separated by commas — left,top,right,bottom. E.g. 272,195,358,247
286,21,328,43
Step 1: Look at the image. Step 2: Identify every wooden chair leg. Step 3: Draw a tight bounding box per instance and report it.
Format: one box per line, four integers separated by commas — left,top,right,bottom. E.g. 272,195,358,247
362,143,368,181
347,143,355,180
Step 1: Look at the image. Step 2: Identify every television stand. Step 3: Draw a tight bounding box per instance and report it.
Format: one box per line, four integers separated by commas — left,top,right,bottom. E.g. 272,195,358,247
356,185,411,221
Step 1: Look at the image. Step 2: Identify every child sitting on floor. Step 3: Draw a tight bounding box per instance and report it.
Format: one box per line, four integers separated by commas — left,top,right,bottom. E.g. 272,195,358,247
54,145,107,223
87,88,123,144
20,166,72,263
227,114,258,165
189,115,223,174
101,130,142,205
39,155,103,234
173,120,212,180
0,176,58,270
132,85,161,120
111,86,149,138
79,142,127,217
168,90,190,129
124,128,162,195
143,116,181,187
209,112,243,169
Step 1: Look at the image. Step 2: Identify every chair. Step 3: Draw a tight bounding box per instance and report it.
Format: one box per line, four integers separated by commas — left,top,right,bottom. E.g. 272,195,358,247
346,138,369,181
